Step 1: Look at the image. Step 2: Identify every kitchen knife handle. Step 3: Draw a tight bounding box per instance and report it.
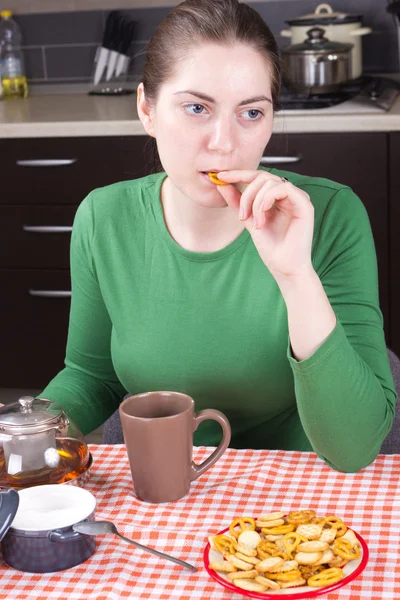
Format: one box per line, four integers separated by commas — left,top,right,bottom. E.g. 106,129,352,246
16,159,77,167
260,156,301,165
29,290,72,298
23,226,73,233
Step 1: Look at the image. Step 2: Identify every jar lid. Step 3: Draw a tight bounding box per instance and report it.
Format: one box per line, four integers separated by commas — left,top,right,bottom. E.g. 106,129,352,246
0,397,63,434
286,3,363,26
0,488,19,541
282,27,353,55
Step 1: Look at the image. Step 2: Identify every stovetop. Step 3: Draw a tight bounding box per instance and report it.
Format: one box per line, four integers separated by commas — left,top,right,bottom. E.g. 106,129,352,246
277,76,400,114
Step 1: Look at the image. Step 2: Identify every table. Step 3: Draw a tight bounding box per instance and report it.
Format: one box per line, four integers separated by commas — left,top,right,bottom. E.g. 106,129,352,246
1,445,399,599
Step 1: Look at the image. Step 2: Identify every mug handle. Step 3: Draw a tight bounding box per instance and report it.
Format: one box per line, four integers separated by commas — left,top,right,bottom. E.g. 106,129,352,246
190,409,231,481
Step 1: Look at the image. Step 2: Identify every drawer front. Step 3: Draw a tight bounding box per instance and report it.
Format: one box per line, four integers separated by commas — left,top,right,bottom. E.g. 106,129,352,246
0,136,151,205
263,132,389,331
0,269,71,388
0,205,77,268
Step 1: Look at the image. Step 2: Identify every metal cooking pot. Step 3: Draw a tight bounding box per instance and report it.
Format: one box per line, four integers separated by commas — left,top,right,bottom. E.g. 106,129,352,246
282,27,353,94
281,3,372,80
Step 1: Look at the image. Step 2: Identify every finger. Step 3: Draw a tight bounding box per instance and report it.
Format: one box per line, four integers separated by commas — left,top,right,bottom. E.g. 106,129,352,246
253,185,279,229
215,183,242,214
238,176,268,221
218,169,277,185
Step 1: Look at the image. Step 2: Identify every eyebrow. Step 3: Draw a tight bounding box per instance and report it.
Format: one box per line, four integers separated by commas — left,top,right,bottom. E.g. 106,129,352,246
173,90,273,106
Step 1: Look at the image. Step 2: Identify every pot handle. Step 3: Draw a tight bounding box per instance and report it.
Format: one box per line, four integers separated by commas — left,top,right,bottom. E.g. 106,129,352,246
280,29,292,38
48,529,82,543
350,27,372,37
315,4,333,15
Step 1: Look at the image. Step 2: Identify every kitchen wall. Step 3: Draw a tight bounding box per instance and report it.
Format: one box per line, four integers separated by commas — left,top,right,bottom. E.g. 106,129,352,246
12,0,399,84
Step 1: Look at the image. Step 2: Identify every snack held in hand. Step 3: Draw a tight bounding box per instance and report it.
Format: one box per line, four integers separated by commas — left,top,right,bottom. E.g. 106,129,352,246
207,509,363,593
208,172,229,186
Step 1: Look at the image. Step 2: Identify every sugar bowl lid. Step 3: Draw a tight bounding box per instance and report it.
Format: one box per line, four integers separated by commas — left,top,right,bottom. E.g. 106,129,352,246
0,396,65,435
0,488,19,541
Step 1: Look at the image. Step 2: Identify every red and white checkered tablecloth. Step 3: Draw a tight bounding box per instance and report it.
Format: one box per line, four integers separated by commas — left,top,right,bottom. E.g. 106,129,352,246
1,445,400,599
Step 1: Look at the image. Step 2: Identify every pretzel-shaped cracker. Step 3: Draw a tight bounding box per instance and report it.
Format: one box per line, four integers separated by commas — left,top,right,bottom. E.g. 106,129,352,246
229,517,256,539
286,510,316,525
283,532,307,558
307,567,344,587
333,538,360,560
214,534,237,555
208,172,229,186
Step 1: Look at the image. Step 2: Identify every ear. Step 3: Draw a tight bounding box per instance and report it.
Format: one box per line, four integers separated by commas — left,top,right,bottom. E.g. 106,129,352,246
137,83,156,138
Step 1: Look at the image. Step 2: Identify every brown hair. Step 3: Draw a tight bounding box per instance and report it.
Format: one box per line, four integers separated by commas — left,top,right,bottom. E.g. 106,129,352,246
141,0,282,171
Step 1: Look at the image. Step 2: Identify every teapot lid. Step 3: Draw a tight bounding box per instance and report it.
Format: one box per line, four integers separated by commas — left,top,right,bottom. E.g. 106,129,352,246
0,397,64,433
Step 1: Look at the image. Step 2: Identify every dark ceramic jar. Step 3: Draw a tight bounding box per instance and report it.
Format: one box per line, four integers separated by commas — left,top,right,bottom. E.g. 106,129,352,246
0,484,96,572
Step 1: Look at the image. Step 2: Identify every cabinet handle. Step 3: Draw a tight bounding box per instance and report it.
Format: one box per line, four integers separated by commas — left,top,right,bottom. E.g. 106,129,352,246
23,225,73,233
16,159,77,167
29,290,71,298
260,156,301,165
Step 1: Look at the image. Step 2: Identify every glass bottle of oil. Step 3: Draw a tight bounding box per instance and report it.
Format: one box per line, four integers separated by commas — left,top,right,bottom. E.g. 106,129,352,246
0,10,28,99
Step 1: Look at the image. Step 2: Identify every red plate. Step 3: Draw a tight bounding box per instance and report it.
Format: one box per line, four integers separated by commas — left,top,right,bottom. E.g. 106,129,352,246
203,526,369,599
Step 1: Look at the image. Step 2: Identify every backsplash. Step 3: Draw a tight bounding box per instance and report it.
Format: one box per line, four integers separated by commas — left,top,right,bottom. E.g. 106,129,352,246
13,0,399,84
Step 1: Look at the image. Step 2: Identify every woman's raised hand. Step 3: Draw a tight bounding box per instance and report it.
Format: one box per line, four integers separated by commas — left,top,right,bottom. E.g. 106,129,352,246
216,170,315,281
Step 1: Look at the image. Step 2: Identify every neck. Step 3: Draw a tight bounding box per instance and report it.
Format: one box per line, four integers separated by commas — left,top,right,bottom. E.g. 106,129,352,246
160,177,245,253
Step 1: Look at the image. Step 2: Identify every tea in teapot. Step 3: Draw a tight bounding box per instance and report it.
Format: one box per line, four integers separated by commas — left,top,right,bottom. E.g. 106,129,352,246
0,397,91,489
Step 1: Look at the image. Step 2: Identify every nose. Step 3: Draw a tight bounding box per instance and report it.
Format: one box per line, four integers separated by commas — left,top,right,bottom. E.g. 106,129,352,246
207,116,235,155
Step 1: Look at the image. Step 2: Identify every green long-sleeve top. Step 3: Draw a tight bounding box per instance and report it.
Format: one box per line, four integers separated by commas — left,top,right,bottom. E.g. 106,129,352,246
39,168,397,473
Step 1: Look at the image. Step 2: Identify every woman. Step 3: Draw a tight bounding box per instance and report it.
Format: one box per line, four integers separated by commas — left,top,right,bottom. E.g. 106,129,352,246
39,0,396,472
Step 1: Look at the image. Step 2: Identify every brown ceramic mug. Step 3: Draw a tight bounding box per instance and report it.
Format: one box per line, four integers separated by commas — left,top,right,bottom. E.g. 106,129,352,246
119,391,231,503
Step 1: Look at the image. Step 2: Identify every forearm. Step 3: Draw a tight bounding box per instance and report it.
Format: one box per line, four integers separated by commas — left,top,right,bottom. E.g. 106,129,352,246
274,267,337,361
287,323,395,472
39,366,126,435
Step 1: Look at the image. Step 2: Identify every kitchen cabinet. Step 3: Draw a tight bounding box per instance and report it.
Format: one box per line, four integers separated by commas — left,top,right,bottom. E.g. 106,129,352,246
389,133,400,356
0,132,394,387
263,132,390,344
0,136,153,388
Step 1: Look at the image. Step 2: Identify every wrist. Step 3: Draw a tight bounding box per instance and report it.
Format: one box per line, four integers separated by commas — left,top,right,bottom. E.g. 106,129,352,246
272,264,317,296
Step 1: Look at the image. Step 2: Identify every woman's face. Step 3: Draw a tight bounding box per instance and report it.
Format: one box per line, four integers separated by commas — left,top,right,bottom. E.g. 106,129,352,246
138,42,274,208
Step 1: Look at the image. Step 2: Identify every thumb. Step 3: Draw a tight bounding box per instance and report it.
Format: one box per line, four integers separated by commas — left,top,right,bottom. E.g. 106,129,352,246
216,184,242,214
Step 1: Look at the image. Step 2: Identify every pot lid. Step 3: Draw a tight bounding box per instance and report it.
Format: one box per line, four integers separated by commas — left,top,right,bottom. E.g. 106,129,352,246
286,3,363,26
0,488,19,541
282,27,353,55
0,396,63,432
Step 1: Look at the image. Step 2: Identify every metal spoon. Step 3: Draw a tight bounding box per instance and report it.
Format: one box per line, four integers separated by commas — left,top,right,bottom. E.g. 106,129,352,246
73,520,197,572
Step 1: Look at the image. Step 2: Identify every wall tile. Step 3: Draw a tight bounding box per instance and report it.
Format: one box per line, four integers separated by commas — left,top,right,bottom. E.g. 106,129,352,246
23,47,45,80
16,11,104,45
113,7,170,40
363,31,399,73
8,1,399,82
45,44,98,79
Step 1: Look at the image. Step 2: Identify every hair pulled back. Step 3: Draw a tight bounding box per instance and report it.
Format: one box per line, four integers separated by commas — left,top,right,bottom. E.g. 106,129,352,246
141,0,281,111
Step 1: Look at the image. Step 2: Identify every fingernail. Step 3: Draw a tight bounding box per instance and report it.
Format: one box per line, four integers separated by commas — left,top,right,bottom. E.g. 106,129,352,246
239,210,245,220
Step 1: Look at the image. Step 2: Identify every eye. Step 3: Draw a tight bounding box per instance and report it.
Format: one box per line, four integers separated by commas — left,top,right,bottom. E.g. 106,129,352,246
242,109,263,120
184,103,207,115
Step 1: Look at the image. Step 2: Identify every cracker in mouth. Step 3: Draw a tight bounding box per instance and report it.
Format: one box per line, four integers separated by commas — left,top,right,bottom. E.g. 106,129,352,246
208,172,229,186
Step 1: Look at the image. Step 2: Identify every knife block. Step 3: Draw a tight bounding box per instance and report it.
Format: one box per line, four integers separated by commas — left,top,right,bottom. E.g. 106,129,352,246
88,45,135,96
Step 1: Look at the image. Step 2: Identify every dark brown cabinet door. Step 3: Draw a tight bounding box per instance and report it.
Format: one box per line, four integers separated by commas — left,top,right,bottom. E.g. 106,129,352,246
0,205,76,268
0,269,71,388
264,132,389,339
0,136,152,205
389,133,400,355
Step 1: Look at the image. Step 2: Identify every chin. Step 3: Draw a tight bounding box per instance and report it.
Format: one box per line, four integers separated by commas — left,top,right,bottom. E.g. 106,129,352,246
194,191,228,209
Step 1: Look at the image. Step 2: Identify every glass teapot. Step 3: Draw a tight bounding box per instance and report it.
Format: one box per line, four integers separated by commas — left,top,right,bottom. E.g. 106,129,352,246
0,397,90,489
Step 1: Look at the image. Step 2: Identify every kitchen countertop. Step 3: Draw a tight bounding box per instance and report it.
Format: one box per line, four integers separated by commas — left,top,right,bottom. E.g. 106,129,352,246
1,82,400,138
